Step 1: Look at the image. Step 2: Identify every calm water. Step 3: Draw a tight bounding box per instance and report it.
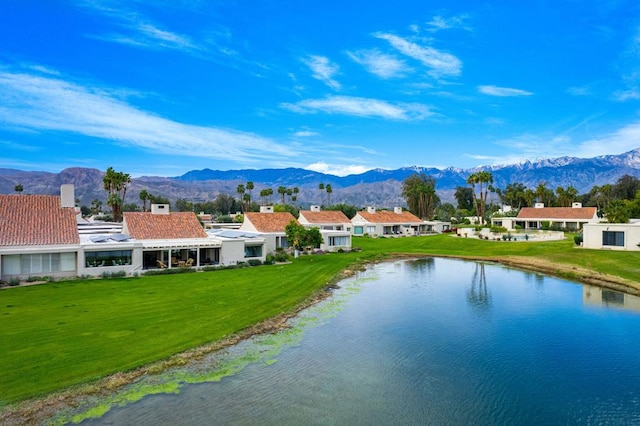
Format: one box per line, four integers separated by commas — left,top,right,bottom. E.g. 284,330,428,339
79,258,640,425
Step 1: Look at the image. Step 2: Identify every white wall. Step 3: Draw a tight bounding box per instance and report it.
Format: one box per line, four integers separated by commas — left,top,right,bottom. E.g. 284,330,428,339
583,223,640,251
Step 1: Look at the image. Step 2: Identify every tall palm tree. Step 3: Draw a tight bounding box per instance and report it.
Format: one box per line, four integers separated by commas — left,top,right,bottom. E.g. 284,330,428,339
325,184,333,206
246,181,254,205
318,183,325,205
278,186,287,204
236,184,245,212
103,167,131,222
466,171,493,225
139,189,150,212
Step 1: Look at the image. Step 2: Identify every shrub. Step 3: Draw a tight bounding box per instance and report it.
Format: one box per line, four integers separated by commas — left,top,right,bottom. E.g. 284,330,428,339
9,277,21,286
248,259,262,266
337,248,344,253
490,225,507,234
541,221,550,231
144,268,197,276
274,251,289,262
574,234,583,246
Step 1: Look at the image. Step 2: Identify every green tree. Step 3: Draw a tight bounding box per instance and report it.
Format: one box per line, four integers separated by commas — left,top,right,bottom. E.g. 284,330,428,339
454,186,474,211
236,184,246,212
278,186,287,204
605,199,630,223
402,173,439,219
14,184,23,193
435,202,456,221
466,171,493,224
612,174,640,200
139,189,150,212
284,220,323,255
502,182,527,209
327,203,358,219
246,181,254,205
318,183,325,205
90,198,102,216
103,167,131,222
175,198,193,212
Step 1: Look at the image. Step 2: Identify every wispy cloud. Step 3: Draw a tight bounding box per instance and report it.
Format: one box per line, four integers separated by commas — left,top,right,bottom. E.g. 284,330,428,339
374,33,462,78
613,89,640,101
306,161,372,176
303,55,341,90
478,85,533,97
281,95,435,120
292,130,319,137
346,49,411,79
0,68,293,164
426,14,472,32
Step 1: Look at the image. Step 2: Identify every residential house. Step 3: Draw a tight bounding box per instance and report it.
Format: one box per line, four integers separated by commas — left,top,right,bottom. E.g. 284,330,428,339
492,203,598,231
240,206,297,253
298,206,352,251
0,185,80,282
582,222,640,251
351,207,424,237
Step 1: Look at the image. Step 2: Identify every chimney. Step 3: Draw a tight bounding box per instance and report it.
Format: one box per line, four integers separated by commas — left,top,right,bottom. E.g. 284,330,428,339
311,205,321,212
534,203,544,209
60,184,75,208
260,205,274,213
572,202,583,208
367,206,376,214
151,204,170,215
394,207,403,214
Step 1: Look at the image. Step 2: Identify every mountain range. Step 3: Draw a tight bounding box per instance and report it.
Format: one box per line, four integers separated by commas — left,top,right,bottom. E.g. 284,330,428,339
2,148,640,208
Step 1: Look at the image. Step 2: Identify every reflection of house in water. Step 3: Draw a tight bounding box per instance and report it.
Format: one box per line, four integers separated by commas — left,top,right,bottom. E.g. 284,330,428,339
583,285,640,312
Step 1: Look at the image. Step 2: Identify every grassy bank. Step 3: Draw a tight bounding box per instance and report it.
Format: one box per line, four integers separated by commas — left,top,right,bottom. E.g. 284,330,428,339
2,234,640,408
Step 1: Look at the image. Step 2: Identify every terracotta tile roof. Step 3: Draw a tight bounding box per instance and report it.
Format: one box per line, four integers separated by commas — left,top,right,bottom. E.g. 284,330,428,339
299,210,350,224
244,212,297,232
357,210,422,223
123,212,207,239
0,194,80,246
517,207,598,220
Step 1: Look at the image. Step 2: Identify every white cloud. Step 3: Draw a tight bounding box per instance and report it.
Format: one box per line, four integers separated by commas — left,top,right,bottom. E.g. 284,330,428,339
303,55,341,90
306,161,371,177
0,69,293,164
478,85,533,97
281,95,435,120
374,32,462,78
426,14,471,32
346,49,411,79
613,89,640,101
293,130,319,137
567,85,591,96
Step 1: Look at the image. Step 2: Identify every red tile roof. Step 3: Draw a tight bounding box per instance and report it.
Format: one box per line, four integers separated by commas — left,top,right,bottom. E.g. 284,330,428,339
517,207,598,220
244,212,297,232
357,210,422,223
0,194,79,246
299,210,350,224
123,212,207,239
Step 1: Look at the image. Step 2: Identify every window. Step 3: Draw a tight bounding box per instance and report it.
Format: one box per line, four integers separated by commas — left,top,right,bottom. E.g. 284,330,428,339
245,245,263,258
329,236,349,247
366,226,376,234
85,250,132,267
602,231,624,247
354,226,363,235
3,253,77,275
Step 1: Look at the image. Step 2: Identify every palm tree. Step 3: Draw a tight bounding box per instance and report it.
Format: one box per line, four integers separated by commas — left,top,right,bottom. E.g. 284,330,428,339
326,184,333,206
246,181,254,205
293,186,299,207
90,198,102,216
278,186,287,204
318,183,325,205
466,171,493,225
103,167,131,222
260,189,269,206
236,184,245,212
139,189,150,212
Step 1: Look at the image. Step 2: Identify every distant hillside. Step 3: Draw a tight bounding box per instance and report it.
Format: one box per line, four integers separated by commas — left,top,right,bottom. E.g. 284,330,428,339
2,148,640,208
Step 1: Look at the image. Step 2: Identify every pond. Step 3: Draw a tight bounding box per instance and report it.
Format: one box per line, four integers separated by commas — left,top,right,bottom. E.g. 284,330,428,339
73,258,640,425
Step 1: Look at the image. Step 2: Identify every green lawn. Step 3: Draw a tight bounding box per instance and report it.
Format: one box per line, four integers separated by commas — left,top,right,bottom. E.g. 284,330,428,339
2,234,640,405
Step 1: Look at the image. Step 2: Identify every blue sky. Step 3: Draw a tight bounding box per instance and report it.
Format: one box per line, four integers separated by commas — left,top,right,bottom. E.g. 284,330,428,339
1,1,639,177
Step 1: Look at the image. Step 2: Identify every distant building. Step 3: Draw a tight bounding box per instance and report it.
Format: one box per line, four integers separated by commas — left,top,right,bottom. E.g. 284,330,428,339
492,203,598,231
298,206,352,251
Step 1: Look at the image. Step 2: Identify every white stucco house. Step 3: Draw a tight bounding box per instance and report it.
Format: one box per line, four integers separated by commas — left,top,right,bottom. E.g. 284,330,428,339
351,207,425,237
240,206,297,254
492,203,599,231
298,206,352,252
582,222,640,251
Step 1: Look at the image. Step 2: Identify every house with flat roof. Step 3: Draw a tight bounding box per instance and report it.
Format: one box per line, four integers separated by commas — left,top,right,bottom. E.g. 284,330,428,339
582,222,640,251
0,185,80,282
298,206,352,252
491,203,598,231
240,206,297,253
351,207,424,237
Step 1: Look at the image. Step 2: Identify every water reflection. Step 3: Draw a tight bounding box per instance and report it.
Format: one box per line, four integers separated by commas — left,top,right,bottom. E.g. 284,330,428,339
467,262,491,310
583,285,640,312
405,257,435,273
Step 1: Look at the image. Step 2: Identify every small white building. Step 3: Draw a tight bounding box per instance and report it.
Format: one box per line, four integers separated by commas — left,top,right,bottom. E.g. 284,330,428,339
582,222,640,251
351,207,424,237
298,206,352,252
240,206,297,253
492,203,598,231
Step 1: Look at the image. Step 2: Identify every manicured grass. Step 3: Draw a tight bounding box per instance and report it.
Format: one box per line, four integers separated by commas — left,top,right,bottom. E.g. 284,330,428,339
2,234,640,405
0,255,357,404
